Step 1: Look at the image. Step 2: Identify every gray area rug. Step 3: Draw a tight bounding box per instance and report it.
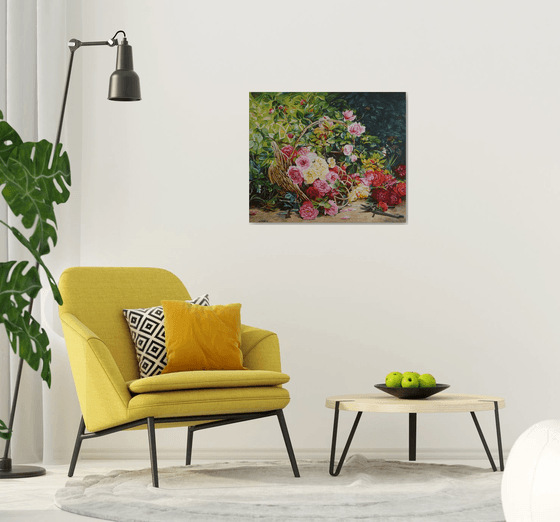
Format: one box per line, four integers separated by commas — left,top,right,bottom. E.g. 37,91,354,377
55,455,505,521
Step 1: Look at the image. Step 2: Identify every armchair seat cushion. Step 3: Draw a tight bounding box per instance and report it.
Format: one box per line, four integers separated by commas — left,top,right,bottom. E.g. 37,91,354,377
127,370,290,394
125,386,290,426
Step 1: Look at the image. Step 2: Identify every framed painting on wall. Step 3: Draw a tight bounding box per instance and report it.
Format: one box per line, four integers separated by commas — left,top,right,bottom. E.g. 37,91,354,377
249,92,406,223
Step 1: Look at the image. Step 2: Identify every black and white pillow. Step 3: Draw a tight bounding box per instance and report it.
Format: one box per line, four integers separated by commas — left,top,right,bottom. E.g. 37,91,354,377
123,294,210,378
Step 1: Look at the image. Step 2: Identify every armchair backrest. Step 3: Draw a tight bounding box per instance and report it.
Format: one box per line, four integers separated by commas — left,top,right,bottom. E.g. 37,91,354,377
58,267,191,381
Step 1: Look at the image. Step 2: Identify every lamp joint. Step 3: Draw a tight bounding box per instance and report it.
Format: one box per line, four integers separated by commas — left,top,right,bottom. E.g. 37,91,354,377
68,39,81,53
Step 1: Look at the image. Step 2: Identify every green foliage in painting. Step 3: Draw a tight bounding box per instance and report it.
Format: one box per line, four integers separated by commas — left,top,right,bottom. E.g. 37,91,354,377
0,110,71,440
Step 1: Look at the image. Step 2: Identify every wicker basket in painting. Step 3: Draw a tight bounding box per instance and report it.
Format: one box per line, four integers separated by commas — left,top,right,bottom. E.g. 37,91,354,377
267,141,351,208
267,142,309,202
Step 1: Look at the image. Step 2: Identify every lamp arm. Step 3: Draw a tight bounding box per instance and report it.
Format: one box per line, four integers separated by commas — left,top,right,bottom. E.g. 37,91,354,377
54,30,127,152
53,51,74,152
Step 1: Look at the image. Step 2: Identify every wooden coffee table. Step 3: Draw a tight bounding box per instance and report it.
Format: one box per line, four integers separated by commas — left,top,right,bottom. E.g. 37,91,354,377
325,393,505,476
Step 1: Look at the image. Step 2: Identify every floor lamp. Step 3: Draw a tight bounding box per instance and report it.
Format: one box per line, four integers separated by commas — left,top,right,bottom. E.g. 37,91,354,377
0,30,140,479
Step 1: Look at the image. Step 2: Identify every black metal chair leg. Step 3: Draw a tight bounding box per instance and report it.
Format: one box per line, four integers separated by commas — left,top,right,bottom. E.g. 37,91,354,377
329,401,362,477
146,417,159,487
409,413,417,461
276,410,300,477
68,416,86,477
494,401,504,471
470,411,497,472
186,427,194,466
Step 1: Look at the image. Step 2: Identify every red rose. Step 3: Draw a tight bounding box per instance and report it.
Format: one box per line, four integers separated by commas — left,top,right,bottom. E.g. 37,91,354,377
306,186,321,200
372,188,390,204
395,164,406,178
370,170,385,187
269,108,274,114
388,189,400,206
281,145,295,159
395,182,406,197
300,99,306,105
287,133,294,139
378,202,388,212
384,174,397,188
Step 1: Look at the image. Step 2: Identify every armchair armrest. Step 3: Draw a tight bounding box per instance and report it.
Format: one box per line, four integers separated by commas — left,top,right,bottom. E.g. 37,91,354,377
59,312,132,432
241,324,283,372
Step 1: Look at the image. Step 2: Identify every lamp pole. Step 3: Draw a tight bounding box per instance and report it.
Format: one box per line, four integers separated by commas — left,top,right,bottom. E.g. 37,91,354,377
0,30,140,479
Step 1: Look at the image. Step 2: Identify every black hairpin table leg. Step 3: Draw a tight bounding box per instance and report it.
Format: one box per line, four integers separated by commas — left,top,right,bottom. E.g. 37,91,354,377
409,413,417,461
329,401,362,476
494,401,504,471
471,411,497,471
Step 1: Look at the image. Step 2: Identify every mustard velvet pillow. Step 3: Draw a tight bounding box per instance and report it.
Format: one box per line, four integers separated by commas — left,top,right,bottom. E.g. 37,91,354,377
161,300,246,373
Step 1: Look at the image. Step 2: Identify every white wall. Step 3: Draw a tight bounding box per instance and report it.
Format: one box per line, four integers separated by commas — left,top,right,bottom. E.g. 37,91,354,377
63,0,560,460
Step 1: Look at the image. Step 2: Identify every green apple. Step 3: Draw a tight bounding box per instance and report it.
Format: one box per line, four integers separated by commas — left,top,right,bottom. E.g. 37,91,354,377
385,371,403,388
401,372,419,388
418,374,436,388
407,372,420,379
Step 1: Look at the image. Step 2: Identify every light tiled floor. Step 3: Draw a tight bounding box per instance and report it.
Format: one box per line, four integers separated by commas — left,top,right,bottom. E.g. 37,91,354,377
1,458,494,521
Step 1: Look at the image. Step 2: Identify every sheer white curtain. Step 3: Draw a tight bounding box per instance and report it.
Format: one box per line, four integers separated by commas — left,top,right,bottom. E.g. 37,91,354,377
1,0,81,465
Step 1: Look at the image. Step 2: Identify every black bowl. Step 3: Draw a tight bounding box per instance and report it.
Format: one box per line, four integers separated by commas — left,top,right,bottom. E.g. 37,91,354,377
374,383,450,399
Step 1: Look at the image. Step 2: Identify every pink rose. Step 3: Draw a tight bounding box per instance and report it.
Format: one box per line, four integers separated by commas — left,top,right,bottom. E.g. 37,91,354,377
313,179,330,197
348,122,366,136
343,110,356,121
350,154,357,162
296,155,311,170
299,201,318,220
325,200,338,216
297,147,310,157
287,166,303,186
281,145,295,159
343,144,353,156
326,169,339,184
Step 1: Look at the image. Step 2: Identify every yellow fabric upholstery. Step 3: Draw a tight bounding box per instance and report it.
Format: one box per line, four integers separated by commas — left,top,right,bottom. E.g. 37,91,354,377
126,386,290,423
58,267,290,433
59,267,191,382
127,370,290,394
161,301,245,373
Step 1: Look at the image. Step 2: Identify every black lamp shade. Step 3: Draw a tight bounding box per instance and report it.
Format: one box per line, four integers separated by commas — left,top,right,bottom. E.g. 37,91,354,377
108,40,141,101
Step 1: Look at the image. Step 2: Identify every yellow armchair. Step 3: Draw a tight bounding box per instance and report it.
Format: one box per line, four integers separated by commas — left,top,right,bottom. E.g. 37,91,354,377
58,267,299,486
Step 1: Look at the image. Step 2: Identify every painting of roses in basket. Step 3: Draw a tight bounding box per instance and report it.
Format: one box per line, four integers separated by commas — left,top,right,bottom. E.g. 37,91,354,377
249,92,406,223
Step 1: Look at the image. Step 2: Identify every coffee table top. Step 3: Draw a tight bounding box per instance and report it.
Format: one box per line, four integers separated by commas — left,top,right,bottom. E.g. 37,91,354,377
325,393,505,414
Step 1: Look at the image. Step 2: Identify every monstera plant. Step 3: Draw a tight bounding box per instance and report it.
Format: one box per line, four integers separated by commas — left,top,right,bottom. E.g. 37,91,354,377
0,110,71,440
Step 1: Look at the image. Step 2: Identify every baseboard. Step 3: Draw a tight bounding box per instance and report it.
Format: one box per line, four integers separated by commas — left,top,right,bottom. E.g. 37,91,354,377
81,447,508,462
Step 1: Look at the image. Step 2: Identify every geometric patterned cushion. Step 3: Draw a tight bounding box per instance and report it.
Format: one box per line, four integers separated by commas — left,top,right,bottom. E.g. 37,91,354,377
123,294,210,378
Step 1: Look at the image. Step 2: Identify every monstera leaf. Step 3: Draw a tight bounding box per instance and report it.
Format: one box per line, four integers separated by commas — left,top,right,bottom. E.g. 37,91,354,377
0,140,71,257
0,115,23,165
0,419,11,440
0,260,51,386
0,219,62,305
